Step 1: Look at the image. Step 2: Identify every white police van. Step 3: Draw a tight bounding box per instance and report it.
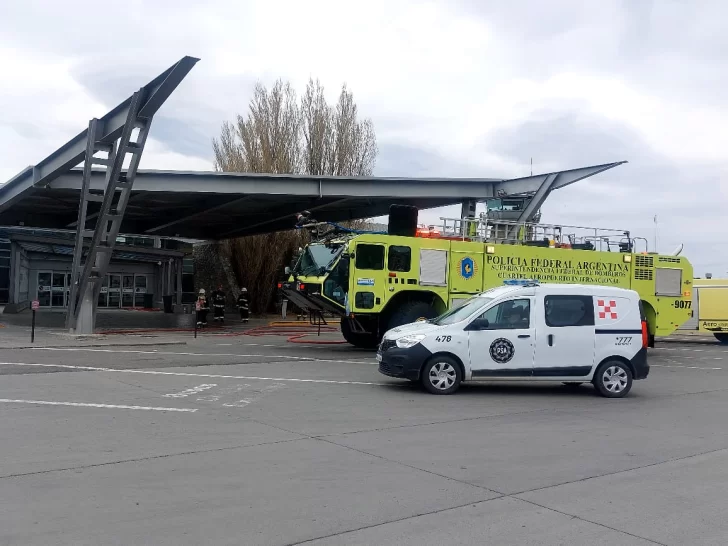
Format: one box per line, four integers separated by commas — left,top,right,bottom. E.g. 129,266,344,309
377,280,649,397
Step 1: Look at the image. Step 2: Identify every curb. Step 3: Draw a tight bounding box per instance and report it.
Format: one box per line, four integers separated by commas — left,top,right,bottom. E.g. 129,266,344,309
0,341,188,350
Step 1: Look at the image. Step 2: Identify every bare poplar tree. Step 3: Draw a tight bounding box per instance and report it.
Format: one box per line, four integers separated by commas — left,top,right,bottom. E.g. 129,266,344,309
207,78,378,314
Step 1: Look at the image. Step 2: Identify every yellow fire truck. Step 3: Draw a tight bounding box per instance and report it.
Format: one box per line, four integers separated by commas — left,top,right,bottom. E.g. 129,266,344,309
679,278,728,343
281,215,694,348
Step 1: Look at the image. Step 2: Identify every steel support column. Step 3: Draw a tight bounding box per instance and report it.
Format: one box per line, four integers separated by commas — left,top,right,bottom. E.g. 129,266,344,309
63,56,198,333
66,118,106,329
70,91,153,333
167,258,173,297
176,258,183,306
506,172,559,241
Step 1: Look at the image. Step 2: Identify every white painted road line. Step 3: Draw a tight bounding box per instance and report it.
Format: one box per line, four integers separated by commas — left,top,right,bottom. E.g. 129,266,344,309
653,364,723,370
0,398,198,412
29,347,373,365
0,362,393,386
164,384,217,398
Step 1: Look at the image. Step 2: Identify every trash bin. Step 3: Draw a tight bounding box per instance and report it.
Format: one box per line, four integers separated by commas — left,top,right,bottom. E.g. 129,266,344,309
162,295,173,314
143,294,154,309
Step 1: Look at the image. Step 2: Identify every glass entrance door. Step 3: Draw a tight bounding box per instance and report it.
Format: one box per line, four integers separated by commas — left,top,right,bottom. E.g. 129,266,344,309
98,275,109,307
108,274,121,308
37,271,52,307
122,275,135,307
51,272,66,307
134,275,148,307
65,273,72,308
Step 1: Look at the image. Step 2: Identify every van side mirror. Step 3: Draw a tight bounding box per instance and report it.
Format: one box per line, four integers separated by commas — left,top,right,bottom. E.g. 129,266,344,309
284,266,291,275
466,317,490,331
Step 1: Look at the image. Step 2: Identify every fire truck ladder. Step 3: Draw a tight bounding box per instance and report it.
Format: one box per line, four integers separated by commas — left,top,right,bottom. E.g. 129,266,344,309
66,91,152,333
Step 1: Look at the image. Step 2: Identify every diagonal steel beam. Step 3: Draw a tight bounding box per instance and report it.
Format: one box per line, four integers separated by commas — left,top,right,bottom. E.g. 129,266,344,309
492,161,626,197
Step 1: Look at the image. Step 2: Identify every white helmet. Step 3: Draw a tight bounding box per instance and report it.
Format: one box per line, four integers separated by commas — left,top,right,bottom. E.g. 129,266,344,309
199,288,206,295
241,287,247,292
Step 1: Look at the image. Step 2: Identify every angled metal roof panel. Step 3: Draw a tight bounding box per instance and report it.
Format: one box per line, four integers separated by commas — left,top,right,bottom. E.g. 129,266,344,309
0,162,626,240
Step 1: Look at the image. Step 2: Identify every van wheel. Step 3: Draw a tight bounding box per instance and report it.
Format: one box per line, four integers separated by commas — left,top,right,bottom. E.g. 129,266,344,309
421,356,462,395
714,333,728,344
593,360,633,398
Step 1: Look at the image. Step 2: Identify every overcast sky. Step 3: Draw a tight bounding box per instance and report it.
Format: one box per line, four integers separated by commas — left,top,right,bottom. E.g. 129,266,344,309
1,0,725,275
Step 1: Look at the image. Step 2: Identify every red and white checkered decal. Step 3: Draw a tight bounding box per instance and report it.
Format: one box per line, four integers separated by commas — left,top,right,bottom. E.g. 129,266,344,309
597,299,618,320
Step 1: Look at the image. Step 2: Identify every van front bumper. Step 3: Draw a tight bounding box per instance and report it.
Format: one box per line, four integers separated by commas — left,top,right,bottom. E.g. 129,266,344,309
631,347,649,380
377,342,432,381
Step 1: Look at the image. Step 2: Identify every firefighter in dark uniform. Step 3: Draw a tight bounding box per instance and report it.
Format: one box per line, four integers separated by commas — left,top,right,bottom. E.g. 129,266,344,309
237,287,249,323
211,284,226,323
196,289,209,327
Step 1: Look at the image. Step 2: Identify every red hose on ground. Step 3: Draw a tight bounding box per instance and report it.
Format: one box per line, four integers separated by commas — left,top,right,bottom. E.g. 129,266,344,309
100,324,230,335
235,321,348,344
286,332,348,344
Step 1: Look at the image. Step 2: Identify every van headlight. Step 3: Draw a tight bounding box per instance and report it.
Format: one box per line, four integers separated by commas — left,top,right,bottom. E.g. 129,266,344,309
396,334,426,348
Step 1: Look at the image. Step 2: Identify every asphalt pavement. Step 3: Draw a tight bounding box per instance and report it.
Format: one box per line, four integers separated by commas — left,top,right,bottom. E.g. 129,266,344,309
1,331,727,545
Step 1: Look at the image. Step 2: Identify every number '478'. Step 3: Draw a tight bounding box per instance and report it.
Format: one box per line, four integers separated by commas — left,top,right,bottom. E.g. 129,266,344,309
435,335,452,343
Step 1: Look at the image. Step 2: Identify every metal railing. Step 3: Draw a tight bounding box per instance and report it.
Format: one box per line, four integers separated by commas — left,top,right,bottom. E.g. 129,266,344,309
435,216,641,253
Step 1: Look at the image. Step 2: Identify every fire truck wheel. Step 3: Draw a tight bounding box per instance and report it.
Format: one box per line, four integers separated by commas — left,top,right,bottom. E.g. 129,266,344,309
340,319,379,349
387,301,438,331
714,333,728,344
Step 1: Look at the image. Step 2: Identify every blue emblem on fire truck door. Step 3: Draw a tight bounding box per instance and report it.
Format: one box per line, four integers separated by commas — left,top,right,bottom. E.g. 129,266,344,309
459,256,477,280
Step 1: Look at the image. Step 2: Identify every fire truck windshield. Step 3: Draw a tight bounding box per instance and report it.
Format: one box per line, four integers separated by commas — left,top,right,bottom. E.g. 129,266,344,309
295,244,343,276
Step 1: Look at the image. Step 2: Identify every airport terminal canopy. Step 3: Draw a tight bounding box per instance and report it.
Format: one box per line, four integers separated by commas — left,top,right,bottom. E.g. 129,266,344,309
0,53,624,240
0,54,626,334
0,162,624,240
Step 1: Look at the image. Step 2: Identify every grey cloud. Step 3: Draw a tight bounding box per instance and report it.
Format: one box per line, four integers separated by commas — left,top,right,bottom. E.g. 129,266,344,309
6,121,44,141
150,117,215,161
375,142,485,178
453,0,728,107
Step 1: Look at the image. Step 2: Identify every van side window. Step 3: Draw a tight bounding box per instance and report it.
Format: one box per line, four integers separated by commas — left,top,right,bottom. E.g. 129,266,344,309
355,244,385,270
388,246,411,272
544,295,595,327
475,299,530,329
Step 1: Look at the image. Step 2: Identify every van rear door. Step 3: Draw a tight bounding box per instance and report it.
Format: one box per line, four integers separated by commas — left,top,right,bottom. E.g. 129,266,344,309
594,295,642,358
533,294,596,377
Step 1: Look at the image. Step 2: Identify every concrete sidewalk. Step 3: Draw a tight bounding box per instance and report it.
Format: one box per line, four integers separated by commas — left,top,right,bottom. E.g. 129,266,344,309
0,312,339,349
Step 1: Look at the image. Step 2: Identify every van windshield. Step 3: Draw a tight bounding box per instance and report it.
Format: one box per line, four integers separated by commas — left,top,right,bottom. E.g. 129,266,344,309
431,297,493,326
